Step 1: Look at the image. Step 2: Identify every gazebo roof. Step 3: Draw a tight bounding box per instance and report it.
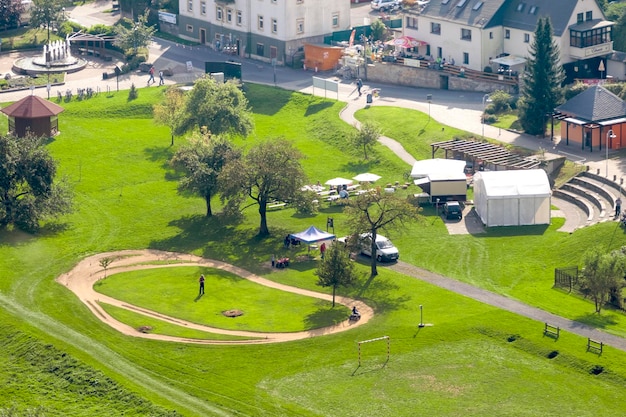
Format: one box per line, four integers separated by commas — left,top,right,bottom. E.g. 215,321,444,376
1,95,64,118
555,85,626,122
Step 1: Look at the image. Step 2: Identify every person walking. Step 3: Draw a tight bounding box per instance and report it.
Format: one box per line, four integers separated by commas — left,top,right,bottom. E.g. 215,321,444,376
198,274,205,295
320,242,327,259
158,70,164,86
616,196,622,217
148,66,155,85
356,78,363,96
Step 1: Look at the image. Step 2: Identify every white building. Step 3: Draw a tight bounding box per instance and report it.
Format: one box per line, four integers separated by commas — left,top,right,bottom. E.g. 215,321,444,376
403,0,613,82
177,0,351,64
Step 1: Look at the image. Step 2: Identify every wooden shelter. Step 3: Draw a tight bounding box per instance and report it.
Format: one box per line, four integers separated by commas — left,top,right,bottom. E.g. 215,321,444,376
1,95,64,138
431,139,540,171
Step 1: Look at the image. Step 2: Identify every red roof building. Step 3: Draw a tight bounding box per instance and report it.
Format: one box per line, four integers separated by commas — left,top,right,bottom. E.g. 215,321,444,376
1,95,64,138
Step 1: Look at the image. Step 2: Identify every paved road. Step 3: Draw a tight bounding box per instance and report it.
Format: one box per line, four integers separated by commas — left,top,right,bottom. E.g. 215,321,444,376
2,4,626,351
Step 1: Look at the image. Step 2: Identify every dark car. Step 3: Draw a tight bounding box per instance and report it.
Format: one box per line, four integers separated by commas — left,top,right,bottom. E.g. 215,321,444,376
443,201,463,220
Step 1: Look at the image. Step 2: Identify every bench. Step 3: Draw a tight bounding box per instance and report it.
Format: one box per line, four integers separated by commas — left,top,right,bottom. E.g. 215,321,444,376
543,323,560,339
267,202,286,210
587,338,603,353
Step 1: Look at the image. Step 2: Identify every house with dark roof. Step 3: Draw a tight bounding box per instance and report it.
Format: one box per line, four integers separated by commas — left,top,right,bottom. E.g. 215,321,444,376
403,0,612,82
553,85,626,151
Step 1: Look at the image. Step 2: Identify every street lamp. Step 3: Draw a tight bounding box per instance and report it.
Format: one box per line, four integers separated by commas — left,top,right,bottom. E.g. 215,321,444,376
606,129,616,178
427,94,432,121
482,93,491,139
46,62,51,99
133,26,138,54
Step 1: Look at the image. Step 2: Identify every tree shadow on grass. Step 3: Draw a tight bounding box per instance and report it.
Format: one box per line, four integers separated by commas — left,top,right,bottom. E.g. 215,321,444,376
341,160,379,174
143,145,176,167
304,101,334,117
0,221,71,247
304,302,350,330
573,311,619,329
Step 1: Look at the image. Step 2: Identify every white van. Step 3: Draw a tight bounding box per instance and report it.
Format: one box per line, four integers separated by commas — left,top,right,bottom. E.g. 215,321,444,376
371,0,401,11
360,234,399,262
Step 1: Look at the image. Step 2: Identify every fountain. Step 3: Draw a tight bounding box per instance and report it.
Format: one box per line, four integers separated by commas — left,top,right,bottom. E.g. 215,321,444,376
12,35,88,75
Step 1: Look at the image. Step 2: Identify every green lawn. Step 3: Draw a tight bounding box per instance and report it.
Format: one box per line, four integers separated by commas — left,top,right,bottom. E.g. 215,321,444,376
2,84,626,416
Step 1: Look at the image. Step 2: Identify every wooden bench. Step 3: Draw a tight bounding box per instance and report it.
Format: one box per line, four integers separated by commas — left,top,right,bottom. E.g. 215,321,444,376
587,338,603,353
543,323,560,339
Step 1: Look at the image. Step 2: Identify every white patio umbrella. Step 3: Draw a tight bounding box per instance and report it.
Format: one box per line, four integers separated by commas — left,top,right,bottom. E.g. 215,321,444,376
353,173,381,182
325,177,352,186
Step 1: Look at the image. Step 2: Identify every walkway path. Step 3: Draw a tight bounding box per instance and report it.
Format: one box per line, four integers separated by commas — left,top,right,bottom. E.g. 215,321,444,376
57,250,374,345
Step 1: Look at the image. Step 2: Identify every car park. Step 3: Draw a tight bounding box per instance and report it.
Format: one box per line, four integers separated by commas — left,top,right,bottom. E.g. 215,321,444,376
360,233,399,262
443,201,463,220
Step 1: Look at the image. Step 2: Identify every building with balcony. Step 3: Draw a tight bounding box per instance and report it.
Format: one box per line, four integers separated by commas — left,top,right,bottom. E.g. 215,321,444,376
402,0,613,83
177,0,351,64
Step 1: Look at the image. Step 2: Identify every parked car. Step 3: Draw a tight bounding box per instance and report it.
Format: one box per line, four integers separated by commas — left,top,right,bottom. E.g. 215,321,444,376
371,0,401,11
443,201,463,220
360,233,399,262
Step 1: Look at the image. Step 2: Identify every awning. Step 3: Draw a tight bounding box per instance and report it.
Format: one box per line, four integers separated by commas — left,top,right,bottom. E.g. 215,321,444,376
564,117,587,125
385,36,428,49
599,118,626,126
491,55,527,66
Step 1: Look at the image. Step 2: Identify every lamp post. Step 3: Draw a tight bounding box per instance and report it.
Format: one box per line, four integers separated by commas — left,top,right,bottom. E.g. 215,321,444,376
482,93,491,139
133,26,138,54
46,62,51,99
427,94,432,121
606,129,616,178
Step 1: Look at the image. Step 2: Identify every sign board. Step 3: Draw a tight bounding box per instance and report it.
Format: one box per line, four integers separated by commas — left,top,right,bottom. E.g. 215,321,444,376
312,76,339,99
158,11,177,24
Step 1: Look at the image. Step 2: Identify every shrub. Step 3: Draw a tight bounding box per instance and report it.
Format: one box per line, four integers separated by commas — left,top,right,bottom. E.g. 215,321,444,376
484,104,496,114
483,114,498,124
128,83,138,101
564,82,588,100
489,90,512,113
483,66,493,73
58,21,87,38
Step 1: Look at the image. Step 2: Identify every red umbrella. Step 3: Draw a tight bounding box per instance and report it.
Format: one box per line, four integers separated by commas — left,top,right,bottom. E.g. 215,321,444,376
386,36,428,49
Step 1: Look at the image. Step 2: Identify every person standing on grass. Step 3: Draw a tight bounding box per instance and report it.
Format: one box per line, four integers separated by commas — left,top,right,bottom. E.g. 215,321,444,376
198,274,205,295
616,197,622,217
320,242,327,259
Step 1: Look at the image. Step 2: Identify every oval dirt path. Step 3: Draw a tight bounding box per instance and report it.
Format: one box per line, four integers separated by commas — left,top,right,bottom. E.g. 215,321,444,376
57,249,373,345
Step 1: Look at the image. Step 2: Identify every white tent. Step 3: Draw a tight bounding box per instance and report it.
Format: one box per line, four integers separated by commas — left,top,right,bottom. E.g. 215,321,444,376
290,226,335,244
473,169,551,227
410,159,466,178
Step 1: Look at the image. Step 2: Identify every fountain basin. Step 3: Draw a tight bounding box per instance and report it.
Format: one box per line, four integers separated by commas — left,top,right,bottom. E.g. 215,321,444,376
13,56,88,75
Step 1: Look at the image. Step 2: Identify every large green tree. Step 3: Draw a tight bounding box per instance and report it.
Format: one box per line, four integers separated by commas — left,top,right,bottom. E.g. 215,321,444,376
0,134,73,231
179,76,254,137
170,132,241,217
0,0,25,30
345,189,419,276
351,121,381,160
113,11,156,54
581,248,626,313
222,138,307,237
29,0,64,42
315,243,357,307
518,17,564,136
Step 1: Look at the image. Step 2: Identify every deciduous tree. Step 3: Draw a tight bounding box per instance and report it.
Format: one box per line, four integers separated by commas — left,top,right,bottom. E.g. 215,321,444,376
170,132,241,217
153,86,186,146
0,0,25,30
517,17,564,136
351,121,381,160
581,248,626,313
113,11,156,54
315,243,357,307
0,134,73,231
179,76,253,137
29,0,63,42
345,189,419,276
221,138,307,237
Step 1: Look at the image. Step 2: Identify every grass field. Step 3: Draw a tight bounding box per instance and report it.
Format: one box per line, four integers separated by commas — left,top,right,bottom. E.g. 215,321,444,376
2,84,626,416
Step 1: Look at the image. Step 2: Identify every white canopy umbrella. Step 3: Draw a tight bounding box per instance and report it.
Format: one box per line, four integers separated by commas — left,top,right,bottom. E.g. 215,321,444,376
325,177,352,186
353,173,381,182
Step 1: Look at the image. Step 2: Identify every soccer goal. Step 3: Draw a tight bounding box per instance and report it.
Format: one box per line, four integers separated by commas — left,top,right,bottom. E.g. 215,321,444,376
357,336,390,366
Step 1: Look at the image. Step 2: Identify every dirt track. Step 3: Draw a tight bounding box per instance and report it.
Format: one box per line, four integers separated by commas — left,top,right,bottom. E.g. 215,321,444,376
56,250,373,345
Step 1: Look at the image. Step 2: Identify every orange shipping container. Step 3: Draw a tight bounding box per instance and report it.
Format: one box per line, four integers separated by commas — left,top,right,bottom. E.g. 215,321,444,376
303,44,344,71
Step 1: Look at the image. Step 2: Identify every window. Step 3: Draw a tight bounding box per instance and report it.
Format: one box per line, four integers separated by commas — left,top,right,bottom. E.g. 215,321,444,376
258,15,264,30
489,31,493,39
200,1,206,14
256,43,264,57
463,52,469,65
442,0,450,4
406,16,417,29
461,28,471,41
516,2,525,12
472,1,483,10
431,22,441,35
227,9,232,23
236,10,242,25
187,0,192,11
186,24,193,32
505,29,510,39
437,47,442,58
216,6,222,21
271,18,277,33
529,5,537,14
456,0,467,7
586,11,593,21
296,18,304,34
332,13,339,28
577,13,583,23
524,33,530,43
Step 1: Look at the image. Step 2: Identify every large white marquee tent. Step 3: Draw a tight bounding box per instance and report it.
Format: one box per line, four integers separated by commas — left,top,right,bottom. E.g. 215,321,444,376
473,169,551,227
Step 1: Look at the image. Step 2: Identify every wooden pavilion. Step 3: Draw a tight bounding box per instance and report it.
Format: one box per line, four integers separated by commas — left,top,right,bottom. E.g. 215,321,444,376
0,95,64,138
